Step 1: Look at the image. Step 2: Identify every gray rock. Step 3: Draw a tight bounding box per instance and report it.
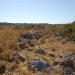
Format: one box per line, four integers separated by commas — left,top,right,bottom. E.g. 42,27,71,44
18,51,25,62
60,59,74,75
64,66,73,75
18,31,43,42
35,48,46,55
70,52,75,60
19,33,33,41
27,59,51,72
60,59,74,69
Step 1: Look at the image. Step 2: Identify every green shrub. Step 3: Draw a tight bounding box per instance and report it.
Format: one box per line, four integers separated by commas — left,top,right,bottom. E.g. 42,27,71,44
60,23,75,41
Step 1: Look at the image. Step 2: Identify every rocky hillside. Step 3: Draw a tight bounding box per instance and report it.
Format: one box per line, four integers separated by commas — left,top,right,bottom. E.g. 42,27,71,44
0,22,75,75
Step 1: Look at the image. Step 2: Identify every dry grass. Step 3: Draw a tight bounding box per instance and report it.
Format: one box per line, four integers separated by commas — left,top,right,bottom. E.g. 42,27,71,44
0,24,75,75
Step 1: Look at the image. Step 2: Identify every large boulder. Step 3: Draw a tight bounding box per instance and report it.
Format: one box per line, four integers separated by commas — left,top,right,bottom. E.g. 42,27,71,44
27,59,51,72
19,33,33,41
18,31,43,42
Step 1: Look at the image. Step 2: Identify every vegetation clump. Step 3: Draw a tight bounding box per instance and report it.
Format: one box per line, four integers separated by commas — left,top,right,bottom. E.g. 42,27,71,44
60,23,75,41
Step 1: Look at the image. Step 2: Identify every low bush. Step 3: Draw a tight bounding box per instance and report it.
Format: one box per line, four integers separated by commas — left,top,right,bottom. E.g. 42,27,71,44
60,23,75,41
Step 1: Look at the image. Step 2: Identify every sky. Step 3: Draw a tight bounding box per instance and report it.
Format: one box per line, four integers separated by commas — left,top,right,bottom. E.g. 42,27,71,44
0,0,75,24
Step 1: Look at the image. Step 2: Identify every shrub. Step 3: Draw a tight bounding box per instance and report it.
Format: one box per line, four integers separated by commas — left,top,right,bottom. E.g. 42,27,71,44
60,24,75,41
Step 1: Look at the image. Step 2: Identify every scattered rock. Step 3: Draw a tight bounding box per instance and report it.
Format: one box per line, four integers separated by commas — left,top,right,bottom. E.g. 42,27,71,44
18,43,26,49
70,52,75,60
54,36,63,41
17,51,25,62
64,66,73,75
28,47,33,51
27,59,51,72
60,59,74,68
60,59,74,75
0,65,6,74
9,44,18,51
35,48,46,55
8,55,15,63
54,32,60,37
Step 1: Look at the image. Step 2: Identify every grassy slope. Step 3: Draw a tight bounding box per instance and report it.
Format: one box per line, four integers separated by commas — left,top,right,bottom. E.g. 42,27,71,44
0,23,75,75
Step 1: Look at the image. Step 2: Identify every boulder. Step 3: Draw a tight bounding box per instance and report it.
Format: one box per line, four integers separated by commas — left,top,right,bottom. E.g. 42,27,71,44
19,33,33,42
27,59,51,72
18,31,43,42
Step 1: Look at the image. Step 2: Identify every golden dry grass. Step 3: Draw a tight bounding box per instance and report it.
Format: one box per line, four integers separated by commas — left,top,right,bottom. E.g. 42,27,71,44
0,25,75,75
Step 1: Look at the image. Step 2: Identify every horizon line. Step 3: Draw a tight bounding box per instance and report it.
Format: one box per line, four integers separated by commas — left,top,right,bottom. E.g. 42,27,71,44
0,21,74,25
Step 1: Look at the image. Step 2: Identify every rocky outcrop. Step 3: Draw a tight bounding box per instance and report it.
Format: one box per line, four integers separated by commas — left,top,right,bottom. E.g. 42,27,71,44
18,31,43,42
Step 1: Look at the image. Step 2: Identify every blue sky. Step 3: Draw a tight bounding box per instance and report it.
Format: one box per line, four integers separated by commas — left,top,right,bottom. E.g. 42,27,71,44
0,0,75,24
